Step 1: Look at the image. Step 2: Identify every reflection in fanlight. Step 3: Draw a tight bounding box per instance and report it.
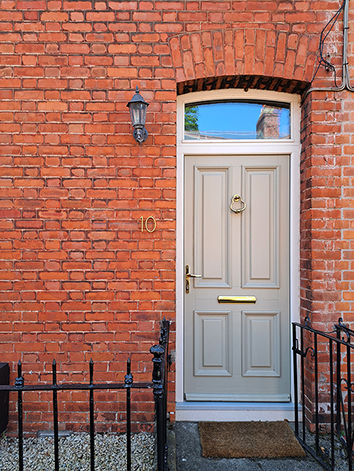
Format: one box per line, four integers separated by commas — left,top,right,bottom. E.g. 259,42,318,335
184,101,290,140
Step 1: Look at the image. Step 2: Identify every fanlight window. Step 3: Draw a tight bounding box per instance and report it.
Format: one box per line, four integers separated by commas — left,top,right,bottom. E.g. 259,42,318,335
184,100,290,140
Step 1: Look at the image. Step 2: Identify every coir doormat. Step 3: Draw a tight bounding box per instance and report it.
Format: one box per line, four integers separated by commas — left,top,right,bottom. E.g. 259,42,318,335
199,421,306,459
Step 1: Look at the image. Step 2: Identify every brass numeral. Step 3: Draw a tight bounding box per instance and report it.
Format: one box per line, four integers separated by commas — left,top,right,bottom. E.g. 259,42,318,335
139,216,157,233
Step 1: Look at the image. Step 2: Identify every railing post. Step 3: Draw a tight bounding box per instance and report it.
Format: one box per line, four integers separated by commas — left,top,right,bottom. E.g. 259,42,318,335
314,333,319,454
124,358,133,471
300,326,306,442
151,343,167,471
89,359,95,471
346,345,352,471
52,360,59,471
159,318,170,470
336,324,341,436
292,323,299,437
15,362,24,471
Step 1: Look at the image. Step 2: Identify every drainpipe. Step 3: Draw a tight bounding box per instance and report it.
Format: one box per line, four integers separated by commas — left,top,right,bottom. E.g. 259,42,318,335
343,0,354,91
303,0,353,99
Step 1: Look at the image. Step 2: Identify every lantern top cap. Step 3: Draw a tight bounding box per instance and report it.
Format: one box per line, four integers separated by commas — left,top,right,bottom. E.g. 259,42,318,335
127,86,149,107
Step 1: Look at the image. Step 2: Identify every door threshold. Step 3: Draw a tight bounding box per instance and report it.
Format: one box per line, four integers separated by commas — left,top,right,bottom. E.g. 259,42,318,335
175,401,297,422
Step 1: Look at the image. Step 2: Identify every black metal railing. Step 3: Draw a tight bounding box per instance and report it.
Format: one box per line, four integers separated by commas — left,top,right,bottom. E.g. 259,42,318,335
155,317,170,471
335,319,354,470
292,319,353,470
0,319,170,471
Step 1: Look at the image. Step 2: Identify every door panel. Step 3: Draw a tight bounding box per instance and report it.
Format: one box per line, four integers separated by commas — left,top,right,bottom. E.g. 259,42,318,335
241,311,280,377
194,166,231,288
184,155,290,402
242,166,279,288
194,311,232,376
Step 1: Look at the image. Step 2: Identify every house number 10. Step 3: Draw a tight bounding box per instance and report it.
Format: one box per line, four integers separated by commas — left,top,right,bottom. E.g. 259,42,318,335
139,216,157,233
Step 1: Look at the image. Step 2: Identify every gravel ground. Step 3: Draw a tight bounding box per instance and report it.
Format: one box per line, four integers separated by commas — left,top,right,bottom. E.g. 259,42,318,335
0,432,156,471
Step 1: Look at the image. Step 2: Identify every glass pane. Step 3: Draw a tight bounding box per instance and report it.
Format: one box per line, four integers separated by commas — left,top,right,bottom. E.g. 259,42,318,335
184,101,290,140
129,102,146,126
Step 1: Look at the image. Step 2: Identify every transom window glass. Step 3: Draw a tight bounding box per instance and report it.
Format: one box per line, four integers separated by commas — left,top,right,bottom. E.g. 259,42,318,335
184,100,291,140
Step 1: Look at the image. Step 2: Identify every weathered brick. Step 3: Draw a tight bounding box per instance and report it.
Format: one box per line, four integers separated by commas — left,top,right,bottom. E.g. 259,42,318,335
0,0,352,436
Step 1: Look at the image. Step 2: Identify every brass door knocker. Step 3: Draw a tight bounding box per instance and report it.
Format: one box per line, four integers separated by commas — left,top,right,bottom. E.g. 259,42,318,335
230,194,246,214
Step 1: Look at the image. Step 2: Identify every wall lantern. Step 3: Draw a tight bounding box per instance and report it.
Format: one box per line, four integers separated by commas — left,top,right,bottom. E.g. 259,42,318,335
127,86,149,144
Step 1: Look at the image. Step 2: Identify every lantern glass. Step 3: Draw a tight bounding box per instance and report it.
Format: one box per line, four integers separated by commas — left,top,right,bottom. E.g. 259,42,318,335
129,101,147,127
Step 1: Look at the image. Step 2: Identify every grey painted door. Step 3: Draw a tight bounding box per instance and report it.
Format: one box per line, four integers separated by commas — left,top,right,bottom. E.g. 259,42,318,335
184,155,290,401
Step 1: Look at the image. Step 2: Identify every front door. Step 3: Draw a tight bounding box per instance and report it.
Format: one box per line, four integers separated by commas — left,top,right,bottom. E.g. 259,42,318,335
184,154,290,401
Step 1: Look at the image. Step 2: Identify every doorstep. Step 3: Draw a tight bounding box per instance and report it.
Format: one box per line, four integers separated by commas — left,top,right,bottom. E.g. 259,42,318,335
175,401,297,422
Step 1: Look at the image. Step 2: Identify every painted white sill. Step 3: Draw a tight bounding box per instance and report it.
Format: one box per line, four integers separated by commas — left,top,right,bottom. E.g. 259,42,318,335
175,401,300,422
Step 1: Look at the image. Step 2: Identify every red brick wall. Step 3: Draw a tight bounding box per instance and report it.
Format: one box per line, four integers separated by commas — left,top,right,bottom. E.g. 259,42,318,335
301,89,352,331
0,0,352,432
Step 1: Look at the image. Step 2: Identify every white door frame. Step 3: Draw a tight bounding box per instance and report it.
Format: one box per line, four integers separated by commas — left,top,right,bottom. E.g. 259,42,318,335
175,89,301,422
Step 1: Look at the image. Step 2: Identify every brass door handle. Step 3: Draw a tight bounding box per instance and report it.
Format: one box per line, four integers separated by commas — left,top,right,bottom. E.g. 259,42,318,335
230,194,246,214
186,265,202,279
185,265,201,293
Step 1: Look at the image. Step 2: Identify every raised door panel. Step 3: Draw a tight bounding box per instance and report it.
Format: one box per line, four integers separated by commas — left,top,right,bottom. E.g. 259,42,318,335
241,311,280,377
194,311,232,376
194,166,231,288
242,166,280,288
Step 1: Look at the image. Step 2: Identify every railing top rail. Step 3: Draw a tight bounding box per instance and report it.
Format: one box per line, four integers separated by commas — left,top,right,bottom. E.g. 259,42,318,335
0,382,154,392
292,321,354,348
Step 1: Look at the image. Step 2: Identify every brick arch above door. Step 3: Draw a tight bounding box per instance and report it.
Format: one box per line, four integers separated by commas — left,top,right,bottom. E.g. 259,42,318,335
176,74,309,96
169,28,316,89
